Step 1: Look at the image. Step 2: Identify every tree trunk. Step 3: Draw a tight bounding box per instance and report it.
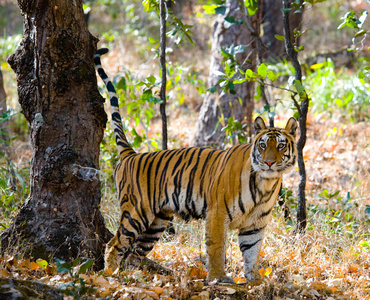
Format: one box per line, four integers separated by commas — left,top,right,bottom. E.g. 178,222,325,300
192,0,258,148
1,0,112,269
261,0,303,60
192,0,303,147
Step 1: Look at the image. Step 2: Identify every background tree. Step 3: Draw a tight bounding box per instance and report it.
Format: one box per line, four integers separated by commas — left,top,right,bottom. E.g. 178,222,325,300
192,0,259,147
1,0,112,268
261,0,303,60
192,0,303,147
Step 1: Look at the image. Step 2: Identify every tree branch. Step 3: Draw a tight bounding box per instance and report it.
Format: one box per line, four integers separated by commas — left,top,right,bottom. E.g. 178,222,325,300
282,0,309,233
159,0,168,150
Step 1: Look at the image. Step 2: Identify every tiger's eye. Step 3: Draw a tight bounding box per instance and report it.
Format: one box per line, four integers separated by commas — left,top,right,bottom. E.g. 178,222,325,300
277,143,286,150
260,143,266,150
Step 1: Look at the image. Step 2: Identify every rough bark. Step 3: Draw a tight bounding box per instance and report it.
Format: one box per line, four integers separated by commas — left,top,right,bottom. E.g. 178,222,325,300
1,0,112,269
192,0,258,148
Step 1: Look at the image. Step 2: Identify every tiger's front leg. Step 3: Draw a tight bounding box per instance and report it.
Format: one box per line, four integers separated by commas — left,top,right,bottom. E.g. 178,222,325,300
238,227,265,281
205,213,235,284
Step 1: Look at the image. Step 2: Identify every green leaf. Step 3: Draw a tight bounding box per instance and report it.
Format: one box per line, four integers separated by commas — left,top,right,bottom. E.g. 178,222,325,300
214,6,226,15
244,0,258,16
224,16,236,23
36,260,48,270
142,89,153,101
78,260,94,275
274,34,285,41
246,69,255,78
148,37,159,43
293,111,300,120
354,29,366,38
267,70,277,81
257,63,268,78
72,257,82,267
146,75,156,85
209,86,217,93
281,8,292,13
55,259,72,274
202,4,218,15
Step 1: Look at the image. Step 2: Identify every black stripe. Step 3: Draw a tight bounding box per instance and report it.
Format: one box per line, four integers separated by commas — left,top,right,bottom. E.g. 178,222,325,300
259,207,273,218
239,226,266,236
224,195,233,222
240,239,261,252
136,236,160,243
157,211,173,221
249,169,257,205
145,227,166,235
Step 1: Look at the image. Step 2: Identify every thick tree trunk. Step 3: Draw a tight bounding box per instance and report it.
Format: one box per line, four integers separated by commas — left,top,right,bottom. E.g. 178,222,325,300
1,0,112,269
192,0,258,148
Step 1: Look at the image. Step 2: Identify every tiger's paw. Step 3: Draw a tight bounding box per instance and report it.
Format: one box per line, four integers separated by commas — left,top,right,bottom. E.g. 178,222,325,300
206,276,236,285
218,276,236,285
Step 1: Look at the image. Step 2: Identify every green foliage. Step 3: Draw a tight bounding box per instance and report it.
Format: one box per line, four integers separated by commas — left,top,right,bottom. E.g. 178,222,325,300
167,17,194,46
337,10,367,40
55,258,102,300
221,117,248,144
244,0,258,16
304,59,370,121
0,34,22,65
276,188,370,235
309,190,368,235
0,112,29,230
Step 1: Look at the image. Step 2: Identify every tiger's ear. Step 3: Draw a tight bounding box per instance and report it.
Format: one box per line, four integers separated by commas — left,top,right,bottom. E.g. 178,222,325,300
285,117,298,136
254,117,267,135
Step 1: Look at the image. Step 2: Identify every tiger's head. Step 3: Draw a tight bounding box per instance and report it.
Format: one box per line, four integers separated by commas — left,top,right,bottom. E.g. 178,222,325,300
251,117,298,177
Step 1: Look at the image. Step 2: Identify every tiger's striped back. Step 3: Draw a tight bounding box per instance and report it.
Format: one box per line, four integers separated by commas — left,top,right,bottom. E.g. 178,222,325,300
94,48,298,284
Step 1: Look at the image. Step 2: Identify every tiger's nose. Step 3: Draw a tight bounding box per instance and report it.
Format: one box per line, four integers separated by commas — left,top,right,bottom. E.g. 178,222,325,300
264,160,276,167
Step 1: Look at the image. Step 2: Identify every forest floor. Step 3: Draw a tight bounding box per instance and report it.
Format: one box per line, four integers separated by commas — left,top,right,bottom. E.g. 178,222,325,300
1,105,369,299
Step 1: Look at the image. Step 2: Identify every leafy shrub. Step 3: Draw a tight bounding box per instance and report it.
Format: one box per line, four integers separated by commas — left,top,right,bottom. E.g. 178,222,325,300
304,59,370,121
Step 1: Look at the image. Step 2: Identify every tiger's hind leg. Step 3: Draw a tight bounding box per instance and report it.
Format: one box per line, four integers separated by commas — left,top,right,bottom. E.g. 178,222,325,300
126,211,174,267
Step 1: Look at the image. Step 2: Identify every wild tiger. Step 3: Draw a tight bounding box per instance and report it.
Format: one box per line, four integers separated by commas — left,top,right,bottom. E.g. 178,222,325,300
94,48,298,283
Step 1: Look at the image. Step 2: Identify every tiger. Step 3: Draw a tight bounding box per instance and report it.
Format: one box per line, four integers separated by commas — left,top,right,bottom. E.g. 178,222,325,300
94,48,298,283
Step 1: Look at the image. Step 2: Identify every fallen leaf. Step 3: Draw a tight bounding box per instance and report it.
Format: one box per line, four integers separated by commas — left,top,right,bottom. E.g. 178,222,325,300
151,286,164,295
30,261,41,270
223,287,236,295
145,290,159,300
104,268,113,276
234,275,247,284
19,259,31,269
0,269,10,277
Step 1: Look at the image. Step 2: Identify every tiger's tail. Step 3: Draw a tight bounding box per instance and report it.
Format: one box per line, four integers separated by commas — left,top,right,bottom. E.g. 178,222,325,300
94,48,135,158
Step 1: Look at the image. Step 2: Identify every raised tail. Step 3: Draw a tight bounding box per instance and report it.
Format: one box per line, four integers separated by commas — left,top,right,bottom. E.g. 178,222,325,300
94,48,135,158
